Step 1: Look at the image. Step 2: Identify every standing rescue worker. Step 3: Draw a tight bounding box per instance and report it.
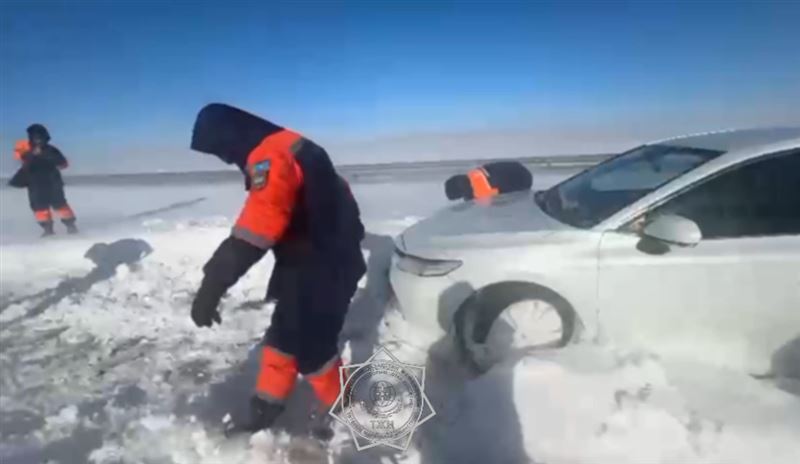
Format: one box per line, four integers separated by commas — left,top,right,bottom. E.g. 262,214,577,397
8,124,78,236
188,104,366,437
444,160,533,201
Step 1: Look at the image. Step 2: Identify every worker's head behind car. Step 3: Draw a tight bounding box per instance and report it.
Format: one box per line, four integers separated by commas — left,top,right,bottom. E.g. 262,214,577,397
191,103,283,169
445,161,533,201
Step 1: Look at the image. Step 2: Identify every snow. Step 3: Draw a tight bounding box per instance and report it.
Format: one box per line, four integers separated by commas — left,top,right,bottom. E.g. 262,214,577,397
1,171,798,464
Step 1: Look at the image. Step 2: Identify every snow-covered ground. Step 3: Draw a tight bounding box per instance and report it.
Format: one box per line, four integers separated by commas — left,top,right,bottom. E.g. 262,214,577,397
1,171,798,464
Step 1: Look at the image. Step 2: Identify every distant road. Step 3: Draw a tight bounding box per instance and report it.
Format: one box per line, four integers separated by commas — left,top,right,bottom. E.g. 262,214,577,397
1,153,610,187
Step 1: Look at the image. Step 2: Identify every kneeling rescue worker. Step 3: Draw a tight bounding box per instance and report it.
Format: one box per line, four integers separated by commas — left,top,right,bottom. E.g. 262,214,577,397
9,124,78,236
444,160,533,201
189,104,366,438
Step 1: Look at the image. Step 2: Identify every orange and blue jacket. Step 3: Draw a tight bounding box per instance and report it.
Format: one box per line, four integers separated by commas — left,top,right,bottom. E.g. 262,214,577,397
192,104,362,251
14,139,68,168
190,103,365,295
9,140,70,189
445,160,533,201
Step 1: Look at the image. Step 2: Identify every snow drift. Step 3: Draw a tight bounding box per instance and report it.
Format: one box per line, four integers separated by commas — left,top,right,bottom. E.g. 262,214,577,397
1,176,798,464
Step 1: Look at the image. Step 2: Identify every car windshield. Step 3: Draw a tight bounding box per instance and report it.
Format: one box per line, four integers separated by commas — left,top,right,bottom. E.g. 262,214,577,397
535,144,725,228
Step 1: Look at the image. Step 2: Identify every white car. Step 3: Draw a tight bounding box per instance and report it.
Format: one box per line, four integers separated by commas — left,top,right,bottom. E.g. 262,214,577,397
390,128,800,373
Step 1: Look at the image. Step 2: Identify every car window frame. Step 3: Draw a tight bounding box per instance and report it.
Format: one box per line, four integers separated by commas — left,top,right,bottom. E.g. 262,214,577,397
542,144,723,228
618,147,800,241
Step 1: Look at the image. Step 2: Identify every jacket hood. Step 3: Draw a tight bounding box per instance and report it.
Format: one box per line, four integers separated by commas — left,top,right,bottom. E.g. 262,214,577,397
445,174,471,200
27,124,51,144
190,103,283,169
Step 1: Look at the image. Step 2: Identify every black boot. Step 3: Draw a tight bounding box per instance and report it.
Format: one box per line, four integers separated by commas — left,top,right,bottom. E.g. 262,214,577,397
63,218,78,234
309,409,335,442
225,396,284,436
39,222,55,237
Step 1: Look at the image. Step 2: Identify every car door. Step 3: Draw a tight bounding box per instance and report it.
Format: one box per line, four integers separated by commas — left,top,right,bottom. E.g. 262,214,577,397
597,149,800,372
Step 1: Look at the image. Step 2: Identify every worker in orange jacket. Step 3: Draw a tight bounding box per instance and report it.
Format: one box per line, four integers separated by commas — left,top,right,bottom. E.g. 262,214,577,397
8,124,78,236
189,104,366,438
444,160,533,201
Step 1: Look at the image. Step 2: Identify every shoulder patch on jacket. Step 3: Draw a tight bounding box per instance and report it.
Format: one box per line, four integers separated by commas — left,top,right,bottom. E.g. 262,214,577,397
249,160,271,190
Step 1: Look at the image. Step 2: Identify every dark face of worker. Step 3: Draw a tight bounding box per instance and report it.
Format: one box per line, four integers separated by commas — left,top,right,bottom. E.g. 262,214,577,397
190,103,283,170
30,136,47,153
27,124,51,153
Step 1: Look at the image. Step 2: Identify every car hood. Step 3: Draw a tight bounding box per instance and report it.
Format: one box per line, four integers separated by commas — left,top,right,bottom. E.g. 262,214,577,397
399,190,574,256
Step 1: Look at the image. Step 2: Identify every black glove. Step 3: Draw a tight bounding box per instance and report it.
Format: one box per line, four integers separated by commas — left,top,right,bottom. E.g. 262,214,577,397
191,283,223,327
191,236,267,328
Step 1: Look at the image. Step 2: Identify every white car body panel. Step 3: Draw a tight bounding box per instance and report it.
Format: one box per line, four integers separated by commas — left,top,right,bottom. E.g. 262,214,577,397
393,192,603,339
390,230,603,343
399,191,571,258
390,128,800,371
598,232,800,371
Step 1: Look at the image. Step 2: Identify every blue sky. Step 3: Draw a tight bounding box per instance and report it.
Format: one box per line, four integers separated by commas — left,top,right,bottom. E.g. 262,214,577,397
1,0,799,173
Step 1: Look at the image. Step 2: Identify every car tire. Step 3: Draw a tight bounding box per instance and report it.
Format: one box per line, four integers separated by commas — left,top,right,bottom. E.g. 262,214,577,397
455,282,576,374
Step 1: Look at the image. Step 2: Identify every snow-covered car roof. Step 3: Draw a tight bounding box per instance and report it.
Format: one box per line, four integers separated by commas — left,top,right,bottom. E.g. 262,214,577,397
653,127,800,153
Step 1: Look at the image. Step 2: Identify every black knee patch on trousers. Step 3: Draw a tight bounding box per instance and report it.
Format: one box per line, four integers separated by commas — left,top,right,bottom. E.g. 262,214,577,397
28,183,68,211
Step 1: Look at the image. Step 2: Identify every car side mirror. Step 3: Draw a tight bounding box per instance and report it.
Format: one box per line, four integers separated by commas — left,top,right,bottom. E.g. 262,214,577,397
642,214,702,247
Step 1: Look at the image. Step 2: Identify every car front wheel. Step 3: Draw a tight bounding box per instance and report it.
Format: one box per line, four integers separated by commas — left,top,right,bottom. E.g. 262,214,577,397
456,282,576,373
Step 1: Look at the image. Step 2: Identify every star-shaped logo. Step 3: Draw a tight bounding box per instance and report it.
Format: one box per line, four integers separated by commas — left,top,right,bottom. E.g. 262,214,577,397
329,345,436,451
